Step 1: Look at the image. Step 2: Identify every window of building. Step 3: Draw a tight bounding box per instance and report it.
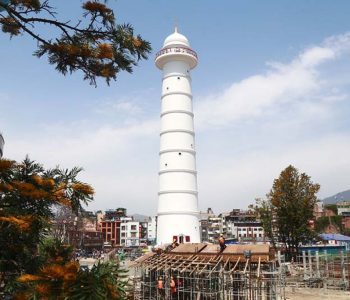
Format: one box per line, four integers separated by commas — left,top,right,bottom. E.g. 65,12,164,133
121,226,126,231
131,232,137,238
131,225,137,230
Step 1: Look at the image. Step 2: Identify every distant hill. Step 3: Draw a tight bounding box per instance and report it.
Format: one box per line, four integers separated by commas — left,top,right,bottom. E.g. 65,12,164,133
323,189,350,204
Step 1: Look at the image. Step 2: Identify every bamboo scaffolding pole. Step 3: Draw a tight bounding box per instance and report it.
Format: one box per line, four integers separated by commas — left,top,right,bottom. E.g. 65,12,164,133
230,256,240,275
208,256,223,276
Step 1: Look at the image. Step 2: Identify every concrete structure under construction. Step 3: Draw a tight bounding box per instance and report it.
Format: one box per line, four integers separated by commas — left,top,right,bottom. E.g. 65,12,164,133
131,243,282,300
155,28,200,245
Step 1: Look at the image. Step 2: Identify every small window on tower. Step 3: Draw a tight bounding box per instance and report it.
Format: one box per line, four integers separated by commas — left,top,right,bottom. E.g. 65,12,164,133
165,163,167,167
166,87,169,90
190,144,193,148
177,76,180,80
178,152,182,156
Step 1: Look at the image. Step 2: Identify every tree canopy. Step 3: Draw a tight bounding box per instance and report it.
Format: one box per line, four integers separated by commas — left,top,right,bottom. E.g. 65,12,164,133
254,165,320,259
0,0,151,85
0,157,127,299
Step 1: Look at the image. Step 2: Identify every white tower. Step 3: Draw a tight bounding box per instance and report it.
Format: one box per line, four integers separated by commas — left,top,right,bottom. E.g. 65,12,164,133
155,28,200,245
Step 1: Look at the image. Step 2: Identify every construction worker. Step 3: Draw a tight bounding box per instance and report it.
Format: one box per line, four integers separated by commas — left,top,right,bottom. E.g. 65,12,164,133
171,238,179,249
157,276,164,298
218,233,226,252
170,276,177,298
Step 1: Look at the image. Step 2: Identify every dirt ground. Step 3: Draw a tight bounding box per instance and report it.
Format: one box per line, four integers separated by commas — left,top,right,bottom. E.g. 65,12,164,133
284,287,350,299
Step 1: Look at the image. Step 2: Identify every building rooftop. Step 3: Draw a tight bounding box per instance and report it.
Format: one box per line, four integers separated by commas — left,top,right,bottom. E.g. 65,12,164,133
320,233,350,241
134,243,272,266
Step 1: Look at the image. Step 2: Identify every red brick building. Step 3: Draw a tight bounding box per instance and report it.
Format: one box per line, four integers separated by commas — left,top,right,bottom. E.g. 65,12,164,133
101,220,121,246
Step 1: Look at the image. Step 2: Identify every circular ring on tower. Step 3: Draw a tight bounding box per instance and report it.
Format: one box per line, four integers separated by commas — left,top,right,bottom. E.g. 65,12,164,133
157,210,199,216
155,47,198,70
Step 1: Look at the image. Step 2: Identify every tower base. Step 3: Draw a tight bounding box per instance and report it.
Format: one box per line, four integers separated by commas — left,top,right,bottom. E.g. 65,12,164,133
156,213,200,245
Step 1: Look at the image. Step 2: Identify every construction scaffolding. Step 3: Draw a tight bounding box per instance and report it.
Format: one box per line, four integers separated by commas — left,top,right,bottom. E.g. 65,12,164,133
131,243,284,300
282,250,350,290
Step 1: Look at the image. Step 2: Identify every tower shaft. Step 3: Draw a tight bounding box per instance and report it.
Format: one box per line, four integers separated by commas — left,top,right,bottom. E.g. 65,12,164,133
155,30,200,245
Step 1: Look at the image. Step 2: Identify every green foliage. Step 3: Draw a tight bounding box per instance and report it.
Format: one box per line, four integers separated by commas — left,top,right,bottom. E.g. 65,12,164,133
0,157,93,297
1,157,129,298
343,228,350,236
324,204,337,215
253,198,277,250
67,261,129,300
16,255,128,300
0,1,151,85
254,165,320,259
315,216,331,233
332,215,343,230
315,215,349,235
38,237,74,264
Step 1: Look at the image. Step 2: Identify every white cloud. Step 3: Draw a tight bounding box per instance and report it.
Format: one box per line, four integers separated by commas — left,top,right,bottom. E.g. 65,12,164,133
195,33,350,129
95,99,143,116
299,46,335,67
197,133,350,213
5,119,159,214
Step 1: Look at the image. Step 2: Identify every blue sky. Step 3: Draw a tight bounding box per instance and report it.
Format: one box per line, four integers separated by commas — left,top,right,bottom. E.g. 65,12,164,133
1,0,350,215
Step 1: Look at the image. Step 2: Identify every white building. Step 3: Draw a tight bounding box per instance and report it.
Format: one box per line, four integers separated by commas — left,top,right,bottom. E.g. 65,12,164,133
337,201,350,216
120,220,140,247
155,28,200,245
228,222,265,241
147,216,157,243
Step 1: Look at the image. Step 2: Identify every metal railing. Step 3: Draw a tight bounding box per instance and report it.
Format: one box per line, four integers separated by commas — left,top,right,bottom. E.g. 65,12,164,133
156,47,198,59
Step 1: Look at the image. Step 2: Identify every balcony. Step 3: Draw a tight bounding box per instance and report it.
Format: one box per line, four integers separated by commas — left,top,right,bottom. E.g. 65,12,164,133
156,47,197,59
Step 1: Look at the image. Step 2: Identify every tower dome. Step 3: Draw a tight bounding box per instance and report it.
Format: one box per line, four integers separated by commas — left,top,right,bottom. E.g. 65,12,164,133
163,27,190,48
155,27,197,70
